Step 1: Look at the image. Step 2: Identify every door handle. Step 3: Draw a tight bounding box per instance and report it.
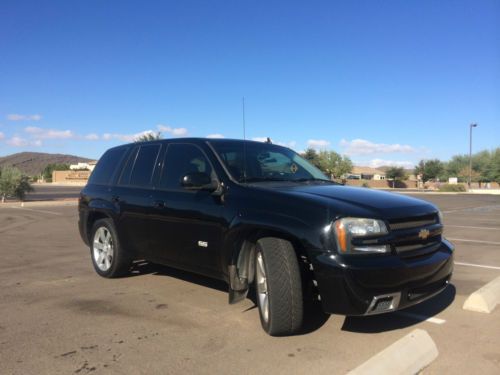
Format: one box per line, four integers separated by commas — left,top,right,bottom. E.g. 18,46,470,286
153,200,166,209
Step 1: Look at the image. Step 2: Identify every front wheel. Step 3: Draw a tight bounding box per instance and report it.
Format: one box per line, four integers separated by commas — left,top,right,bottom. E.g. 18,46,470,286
255,238,303,336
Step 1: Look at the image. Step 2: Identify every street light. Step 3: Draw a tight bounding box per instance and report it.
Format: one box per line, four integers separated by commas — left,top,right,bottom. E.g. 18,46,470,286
469,123,478,188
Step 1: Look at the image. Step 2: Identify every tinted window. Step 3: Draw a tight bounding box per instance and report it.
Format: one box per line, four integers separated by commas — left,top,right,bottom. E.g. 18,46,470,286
160,144,213,189
127,144,161,187
118,146,139,185
211,141,327,182
88,147,128,185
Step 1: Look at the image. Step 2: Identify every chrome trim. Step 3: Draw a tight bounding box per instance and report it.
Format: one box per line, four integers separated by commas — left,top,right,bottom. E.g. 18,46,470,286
364,292,401,315
389,218,437,230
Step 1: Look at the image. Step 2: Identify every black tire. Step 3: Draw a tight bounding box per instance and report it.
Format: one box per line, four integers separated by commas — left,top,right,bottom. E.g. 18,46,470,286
255,237,303,336
90,218,131,278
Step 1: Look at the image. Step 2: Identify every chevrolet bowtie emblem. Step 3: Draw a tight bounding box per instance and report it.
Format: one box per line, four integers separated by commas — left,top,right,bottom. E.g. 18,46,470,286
418,229,430,240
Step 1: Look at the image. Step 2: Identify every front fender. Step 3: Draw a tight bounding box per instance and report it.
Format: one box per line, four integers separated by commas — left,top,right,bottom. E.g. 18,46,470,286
221,207,331,287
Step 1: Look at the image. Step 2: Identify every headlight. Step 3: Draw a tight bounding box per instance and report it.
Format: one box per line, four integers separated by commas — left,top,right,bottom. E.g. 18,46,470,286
438,210,444,224
333,217,389,254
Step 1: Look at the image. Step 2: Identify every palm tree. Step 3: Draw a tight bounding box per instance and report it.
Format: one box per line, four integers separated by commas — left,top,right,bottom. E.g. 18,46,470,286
135,131,163,142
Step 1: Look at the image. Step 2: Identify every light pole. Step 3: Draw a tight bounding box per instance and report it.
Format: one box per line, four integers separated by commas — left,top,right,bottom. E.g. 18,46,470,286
469,123,478,188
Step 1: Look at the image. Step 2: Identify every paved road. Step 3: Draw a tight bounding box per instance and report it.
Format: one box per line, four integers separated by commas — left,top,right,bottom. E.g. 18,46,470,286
0,194,499,374
25,184,83,201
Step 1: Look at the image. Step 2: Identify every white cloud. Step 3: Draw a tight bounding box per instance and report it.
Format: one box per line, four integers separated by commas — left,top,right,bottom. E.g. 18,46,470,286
7,114,42,121
84,133,99,140
340,138,415,155
0,132,4,140
365,159,415,169
6,136,42,147
102,130,158,142
251,137,296,149
157,124,188,136
102,124,188,143
206,133,225,139
276,140,297,148
7,137,28,146
24,126,74,139
307,139,330,149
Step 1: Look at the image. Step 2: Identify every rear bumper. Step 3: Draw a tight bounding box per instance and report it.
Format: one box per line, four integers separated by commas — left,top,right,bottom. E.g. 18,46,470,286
311,239,454,315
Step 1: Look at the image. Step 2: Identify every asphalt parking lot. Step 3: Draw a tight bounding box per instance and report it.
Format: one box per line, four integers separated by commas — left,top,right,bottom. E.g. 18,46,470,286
1,193,499,374
25,184,83,202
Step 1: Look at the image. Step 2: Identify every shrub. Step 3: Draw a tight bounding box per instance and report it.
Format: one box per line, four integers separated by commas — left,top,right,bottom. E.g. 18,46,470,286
0,166,34,202
438,184,466,192
361,182,370,188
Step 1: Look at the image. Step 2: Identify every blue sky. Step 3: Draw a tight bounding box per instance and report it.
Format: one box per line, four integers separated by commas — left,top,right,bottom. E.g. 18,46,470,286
1,0,499,168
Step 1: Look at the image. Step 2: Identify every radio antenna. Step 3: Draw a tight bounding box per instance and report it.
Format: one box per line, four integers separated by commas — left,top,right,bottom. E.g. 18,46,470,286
242,97,247,183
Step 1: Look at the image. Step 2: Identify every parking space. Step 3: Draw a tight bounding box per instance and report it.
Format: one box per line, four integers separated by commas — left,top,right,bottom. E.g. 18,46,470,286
1,194,499,374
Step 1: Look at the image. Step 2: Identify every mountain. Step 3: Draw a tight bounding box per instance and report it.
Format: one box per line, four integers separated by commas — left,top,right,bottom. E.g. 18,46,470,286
0,152,93,176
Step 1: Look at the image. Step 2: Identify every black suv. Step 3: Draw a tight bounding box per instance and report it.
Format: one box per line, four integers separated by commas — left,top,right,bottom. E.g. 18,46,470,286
79,138,454,336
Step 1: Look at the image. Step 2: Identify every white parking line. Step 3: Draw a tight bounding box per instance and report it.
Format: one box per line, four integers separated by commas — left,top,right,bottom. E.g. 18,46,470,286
455,262,500,270
446,225,499,230
396,311,446,325
450,213,500,217
10,206,62,215
442,205,500,213
447,238,500,246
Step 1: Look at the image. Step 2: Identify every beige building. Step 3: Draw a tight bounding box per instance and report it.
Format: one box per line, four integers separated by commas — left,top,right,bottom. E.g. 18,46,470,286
346,166,386,180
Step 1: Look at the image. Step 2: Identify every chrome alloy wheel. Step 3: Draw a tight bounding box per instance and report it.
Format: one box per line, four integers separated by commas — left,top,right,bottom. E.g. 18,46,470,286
93,227,114,271
256,251,269,323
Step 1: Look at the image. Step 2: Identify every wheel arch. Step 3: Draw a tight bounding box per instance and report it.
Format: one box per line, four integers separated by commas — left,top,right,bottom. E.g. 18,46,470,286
227,225,312,304
86,210,114,243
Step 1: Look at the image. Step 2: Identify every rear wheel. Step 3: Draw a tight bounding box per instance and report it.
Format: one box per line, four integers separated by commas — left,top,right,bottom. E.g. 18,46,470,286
255,237,303,336
90,218,131,278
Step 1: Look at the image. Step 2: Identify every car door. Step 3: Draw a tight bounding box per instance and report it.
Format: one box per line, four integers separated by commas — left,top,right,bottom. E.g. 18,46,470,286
114,143,162,256
149,143,224,275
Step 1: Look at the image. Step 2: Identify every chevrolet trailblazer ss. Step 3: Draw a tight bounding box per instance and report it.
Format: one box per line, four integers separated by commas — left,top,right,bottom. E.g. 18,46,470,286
79,139,453,336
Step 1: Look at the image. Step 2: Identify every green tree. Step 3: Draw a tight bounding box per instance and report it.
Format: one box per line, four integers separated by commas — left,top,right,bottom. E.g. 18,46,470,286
385,167,407,188
414,159,444,181
42,163,70,182
317,151,353,179
484,148,500,183
135,131,162,142
473,150,494,182
0,167,34,202
445,154,469,181
301,148,321,169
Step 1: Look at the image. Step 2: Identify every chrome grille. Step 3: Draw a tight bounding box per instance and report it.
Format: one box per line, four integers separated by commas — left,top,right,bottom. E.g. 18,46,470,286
389,214,441,257
389,215,438,230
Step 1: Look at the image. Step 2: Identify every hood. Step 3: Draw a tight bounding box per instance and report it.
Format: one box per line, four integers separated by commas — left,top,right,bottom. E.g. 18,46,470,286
270,184,437,220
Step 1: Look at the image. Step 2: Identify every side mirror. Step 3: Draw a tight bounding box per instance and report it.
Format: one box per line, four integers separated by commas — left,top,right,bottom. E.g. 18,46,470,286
181,172,217,191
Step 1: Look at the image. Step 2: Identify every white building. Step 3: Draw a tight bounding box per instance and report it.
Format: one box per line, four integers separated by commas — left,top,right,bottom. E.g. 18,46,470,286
69,161,97,171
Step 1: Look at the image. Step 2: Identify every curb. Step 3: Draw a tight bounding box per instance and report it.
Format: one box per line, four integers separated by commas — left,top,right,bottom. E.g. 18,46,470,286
347,329,438,375
463,275,500,313
0,200,78,208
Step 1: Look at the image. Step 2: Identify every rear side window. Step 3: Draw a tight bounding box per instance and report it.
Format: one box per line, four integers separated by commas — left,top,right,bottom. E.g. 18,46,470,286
88,147,128,185
159,143,213,189
119,144,161,187
118,146,139,185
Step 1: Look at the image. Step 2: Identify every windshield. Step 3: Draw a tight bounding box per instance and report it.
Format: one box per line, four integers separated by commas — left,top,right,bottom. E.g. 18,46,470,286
210,141,330,183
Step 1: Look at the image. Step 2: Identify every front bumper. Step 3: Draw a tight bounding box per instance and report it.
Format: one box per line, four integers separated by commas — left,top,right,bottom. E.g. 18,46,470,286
311,239,454,316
